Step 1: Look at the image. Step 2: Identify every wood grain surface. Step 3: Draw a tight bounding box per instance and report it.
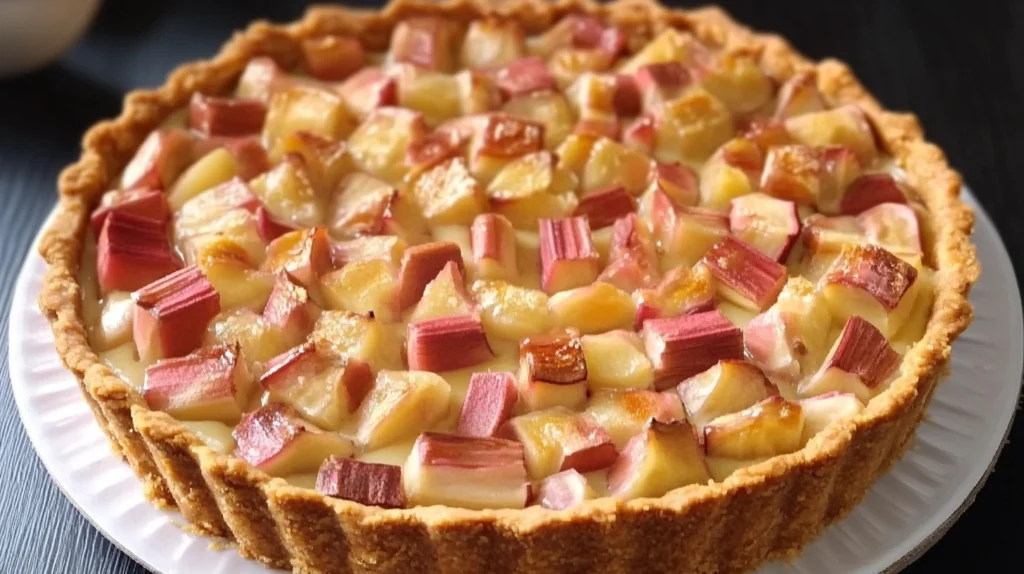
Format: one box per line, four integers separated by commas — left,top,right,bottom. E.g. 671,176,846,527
0,1,1018,572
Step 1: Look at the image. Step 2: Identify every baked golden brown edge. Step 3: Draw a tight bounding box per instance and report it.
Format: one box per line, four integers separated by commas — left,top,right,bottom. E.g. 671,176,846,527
36,0,980,572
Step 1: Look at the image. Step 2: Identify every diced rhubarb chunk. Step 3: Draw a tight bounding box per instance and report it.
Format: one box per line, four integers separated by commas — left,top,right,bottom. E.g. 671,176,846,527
410,157,488,226
407,315,494,372
642,310,744,390
262,227,333,292
574,186,635,229
500,407,618,479
797,392,865,445
255,206,296,243
773,71,827,120
90,188,170,234
650,161,699,207
607,419,710,499
470,213,518,281
701,236,789,312
261,341,372,430
496,56,557,98
389,17,459,72
122,129,197,190
703,396,804,461
133,266,220,363
539,216,600,293
517,331,588,411
189,93,267,137
337,68,399,121
262,273,320,341
355,370,451,450
622,115,656,153
743,277,832,385
457,372,519,438
585,388,682,447
301,35,365,81
143,344,253,424
857,202,922,254
316,456,405,508
224,136,273,182
676,360,775,430
548,282,635,335
396,241,465,311
840,173,908,215
404,432,528,509
470,114,546,182
405,131,461,177
800,316,900,402
97,211,181,294
729,193,801,262
233,403,354,476
821,243,919,336
599,213,660,292
534,469,594,510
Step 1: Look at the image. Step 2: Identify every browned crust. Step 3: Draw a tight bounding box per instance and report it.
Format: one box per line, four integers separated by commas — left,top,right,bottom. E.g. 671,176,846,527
35,1,980,572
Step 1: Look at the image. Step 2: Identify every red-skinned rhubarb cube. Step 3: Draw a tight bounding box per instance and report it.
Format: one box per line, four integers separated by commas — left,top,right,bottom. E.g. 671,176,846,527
260,341,373,430
255,206,297,243
223,137,272,181
404,432,529,509
457,372,519,438
90,188,170,234
496,56,557,98
189,93,267,137
728,192,801,262
337,68,399,120
97,211,181,294
396,241,465,311
759,145,823,205
650,161,699,207
407,315,494,372
233,403,354,476
821,243,919,336
641,310,744,390
539,216,601,294
633,264,716,328
533,468,594,510
574,186,635,229
799,315,901,402
316,457,405,508
389,17,459,72
470,213,518,281
517,331,588,411
262,227,333,292
133,265,221,363
302,35,365,81
405,132,461,177
840,173,908,215
701,236,789,312
122,129,197,190
143,344,253,424
607,418,710,499
262,273,319,338
500,407,618,479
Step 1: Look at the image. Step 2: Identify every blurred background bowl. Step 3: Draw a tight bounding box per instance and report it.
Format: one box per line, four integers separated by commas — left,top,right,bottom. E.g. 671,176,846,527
0,0,102,78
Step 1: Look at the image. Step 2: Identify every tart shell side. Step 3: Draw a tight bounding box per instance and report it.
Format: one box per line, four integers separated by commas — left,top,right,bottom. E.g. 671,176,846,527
36,1,980,573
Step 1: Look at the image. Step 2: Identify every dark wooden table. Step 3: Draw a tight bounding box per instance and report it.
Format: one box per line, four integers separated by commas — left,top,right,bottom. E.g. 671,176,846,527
0,1,1019,572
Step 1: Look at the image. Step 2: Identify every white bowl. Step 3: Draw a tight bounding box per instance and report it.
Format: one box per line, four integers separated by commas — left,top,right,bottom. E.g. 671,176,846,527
0,0,102,77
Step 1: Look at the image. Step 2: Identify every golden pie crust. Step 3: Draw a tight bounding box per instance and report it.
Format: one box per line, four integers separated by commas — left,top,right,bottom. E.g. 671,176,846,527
37,0,980,571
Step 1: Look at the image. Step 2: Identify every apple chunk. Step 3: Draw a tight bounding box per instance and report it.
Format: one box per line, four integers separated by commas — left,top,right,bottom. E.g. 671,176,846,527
143,344,253,424
407,315,494,372
641,310,744,391
301,35,365,81
389,17,459,72
580,330,654,391
773,71,826,120
260,341,373,430
311,311,403,372
233,403,354,476
316,456,405,508
404,432,529,509
703,396,804,460
410,158,488,226
676,360,776,430
518,331,588,411
701,236,789,312
500,407,618,479
355,370,451,450
799,316,900,402
607,419,710,499
743,277,832,385
821,243,919,337
650,190,729,268
534,469,594,510
548,282,635,335
457,372,519,438
729,193,801,262
585,388,683,448
133,266,221,363
470,280,553,341
486,150,579,230
539,216,601,294
396,241,465,311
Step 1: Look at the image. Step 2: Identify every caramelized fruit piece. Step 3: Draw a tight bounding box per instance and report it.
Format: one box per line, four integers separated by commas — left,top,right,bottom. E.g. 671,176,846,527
701,236,789,312
798,392,865,445
800,315,900,402
143,344,252,424
585,388,682,447
320,259,398,322
411,157,488,226
607,419,710,499
396,241,465,311
503,91,575,150
703,396,804,460
501,407,618,480
97,211,180,294
539,216,600,294
598,213,660,293
189,235,275,311
650,190,729,268
327,172,397,239
262,85,354,148
470,213,518,281
649,161,699,207
653,86,735,164
785,105,878,163
634,62,693,112
534,469,594,510
262,227,333,293
347,107,429,184
316,456,405,508
676,360,775,430
470,280,553,341
821,243,919,336
699,53,773,114
394,65,462,126
486,150,579,229
496,56,557,99
548,282,635,335
248,155,322,228
773,71,826,120
236,57,287,102
470,114,546,183
518,331,588,411
272,130,352,195
311,310,403,371
389,17,459,72
301,35,365,81
262,273,320,341
233,403,354,476
338,67,399,121
133,266,220,363
642,310,744,390
355,370,451,450
409,261,474,322
457,372,519,438
91,292,135,351
404,432,529,509
582,137,654,196
729,193,801,262
189,93,267,137
203,309,290,365
857,202,922,255
407,315,494,372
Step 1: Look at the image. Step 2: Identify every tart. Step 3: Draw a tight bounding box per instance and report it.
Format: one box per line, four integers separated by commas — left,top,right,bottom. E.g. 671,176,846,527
37,1,979,572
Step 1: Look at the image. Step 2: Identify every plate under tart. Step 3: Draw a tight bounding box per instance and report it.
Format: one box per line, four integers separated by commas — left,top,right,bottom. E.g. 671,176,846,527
9,188,1022,574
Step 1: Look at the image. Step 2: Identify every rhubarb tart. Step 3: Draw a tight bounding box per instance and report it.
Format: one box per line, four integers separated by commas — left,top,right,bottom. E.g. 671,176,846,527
38,1,978,572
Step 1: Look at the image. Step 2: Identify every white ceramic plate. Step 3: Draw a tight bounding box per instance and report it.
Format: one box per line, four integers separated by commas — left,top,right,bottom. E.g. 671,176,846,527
9,188,1022,574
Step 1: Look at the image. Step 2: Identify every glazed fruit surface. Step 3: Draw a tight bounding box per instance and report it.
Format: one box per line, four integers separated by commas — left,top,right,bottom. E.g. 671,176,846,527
81,11,937,511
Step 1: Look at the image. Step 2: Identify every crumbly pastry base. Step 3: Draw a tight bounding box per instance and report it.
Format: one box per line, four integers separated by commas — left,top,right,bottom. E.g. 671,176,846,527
37,1,980,572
